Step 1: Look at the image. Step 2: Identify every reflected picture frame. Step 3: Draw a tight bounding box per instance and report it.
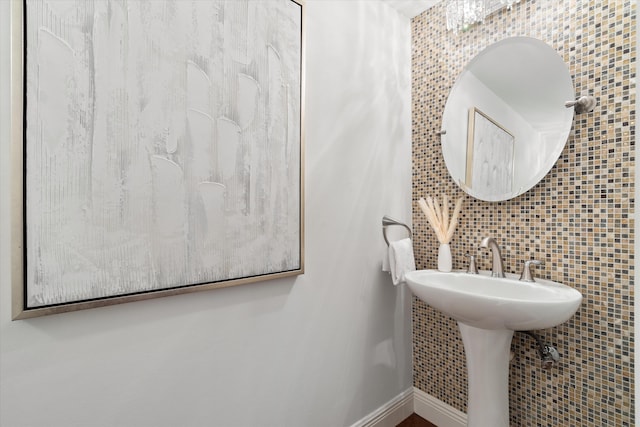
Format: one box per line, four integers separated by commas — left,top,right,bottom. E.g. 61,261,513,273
465,107,515,196
11,0,305,319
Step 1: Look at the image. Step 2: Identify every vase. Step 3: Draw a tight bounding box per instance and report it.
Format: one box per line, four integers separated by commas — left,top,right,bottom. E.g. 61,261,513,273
438,243,452,272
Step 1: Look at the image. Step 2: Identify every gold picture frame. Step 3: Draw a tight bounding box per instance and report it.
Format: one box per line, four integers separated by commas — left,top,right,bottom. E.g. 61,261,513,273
465,107,515,196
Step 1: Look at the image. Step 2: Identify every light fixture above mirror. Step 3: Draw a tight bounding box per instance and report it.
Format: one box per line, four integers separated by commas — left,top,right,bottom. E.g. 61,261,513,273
445,0,521,33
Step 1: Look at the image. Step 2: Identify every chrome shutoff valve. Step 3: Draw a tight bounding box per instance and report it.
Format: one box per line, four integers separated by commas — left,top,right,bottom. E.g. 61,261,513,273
541,345,560,369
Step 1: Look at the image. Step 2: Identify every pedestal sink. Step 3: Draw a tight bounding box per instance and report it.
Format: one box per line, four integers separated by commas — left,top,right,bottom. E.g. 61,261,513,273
404,270,582,427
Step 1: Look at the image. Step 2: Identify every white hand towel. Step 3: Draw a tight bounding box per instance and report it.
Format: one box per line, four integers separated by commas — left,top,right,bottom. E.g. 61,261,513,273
388,238,416,285
382,246,391,272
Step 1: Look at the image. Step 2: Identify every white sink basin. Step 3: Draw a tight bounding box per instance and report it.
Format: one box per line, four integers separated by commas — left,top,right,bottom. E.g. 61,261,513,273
404,269,582,330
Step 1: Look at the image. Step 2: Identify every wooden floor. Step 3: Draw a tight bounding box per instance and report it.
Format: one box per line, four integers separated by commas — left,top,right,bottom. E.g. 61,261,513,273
396,413,437,427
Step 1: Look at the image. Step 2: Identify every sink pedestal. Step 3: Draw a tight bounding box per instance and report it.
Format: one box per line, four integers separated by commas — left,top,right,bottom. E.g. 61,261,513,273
458,322,514,427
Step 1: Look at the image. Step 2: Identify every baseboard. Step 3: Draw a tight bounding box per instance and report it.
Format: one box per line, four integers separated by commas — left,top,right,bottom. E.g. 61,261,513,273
413,387,467,427
349,387,467,427
349,387,414,427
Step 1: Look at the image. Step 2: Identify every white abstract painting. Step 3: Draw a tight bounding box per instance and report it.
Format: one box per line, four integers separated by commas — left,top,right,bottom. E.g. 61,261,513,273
466,108,514,198
23,0,303,308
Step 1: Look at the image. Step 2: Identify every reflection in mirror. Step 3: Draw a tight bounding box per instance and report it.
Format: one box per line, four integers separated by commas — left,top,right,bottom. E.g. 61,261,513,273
466,107,514,196
441,37,575,202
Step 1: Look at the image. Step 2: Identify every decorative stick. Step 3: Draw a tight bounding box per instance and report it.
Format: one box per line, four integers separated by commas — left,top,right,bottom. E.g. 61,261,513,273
432,196,442,227
429,198,446,243
441,194,449,240
419,197,445,243
442,194,449,230
426,197,441,231
445,197,464,244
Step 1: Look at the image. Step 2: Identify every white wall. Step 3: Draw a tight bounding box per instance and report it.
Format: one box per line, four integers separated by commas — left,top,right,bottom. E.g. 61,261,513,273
0,1,413,426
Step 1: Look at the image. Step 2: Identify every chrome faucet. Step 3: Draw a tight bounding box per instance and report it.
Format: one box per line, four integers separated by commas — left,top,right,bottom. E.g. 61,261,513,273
519,260,543,282
479,237,505,278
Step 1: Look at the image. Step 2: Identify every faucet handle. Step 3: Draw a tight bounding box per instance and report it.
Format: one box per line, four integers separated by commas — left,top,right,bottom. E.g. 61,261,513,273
465,253,479,274
519,260,543,282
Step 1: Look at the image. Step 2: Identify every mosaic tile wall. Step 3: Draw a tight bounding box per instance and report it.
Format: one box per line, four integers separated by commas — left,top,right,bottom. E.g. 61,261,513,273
411,0,635,425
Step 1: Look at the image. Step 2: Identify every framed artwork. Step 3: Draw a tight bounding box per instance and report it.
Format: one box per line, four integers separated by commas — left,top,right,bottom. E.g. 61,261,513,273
11,0,305,319
465,107,514,197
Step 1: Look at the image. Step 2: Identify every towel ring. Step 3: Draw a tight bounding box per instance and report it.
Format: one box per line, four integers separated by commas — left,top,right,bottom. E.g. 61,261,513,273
382,215,412,247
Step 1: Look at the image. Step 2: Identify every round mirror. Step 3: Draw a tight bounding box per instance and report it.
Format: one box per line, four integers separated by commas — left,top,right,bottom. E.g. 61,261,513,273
441,37,575,202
